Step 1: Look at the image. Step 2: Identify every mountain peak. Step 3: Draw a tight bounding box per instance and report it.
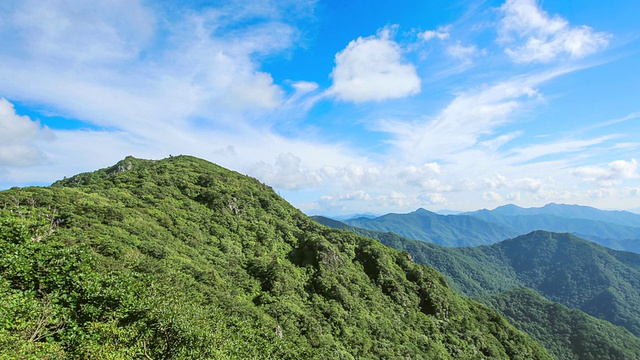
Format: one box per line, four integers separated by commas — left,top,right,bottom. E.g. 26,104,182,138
0,155,552,358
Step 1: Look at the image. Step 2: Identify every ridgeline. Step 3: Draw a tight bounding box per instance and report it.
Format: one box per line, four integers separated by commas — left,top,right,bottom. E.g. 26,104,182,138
0,156,550,359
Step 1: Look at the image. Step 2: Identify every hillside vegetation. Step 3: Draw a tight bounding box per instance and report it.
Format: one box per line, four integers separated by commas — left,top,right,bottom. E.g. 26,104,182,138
480,288,640,360
313,216,640,359
0,156,550,359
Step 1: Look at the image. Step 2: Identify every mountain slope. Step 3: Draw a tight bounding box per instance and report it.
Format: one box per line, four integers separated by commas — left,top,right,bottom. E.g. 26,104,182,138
482,231,640,335
0,156,551,359
313,217,640,359
344,208,519,246
313,216,522,296
480,288,640,360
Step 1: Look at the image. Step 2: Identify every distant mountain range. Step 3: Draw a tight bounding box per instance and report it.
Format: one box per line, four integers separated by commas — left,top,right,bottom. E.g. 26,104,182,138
313,216,640,359
344,208,520,247
339,203,640,253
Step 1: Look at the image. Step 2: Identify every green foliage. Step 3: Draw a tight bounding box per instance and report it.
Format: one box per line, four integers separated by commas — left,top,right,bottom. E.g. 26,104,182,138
315,217,640,359
480,288,640,360
0,156,552,359
489,231,640,336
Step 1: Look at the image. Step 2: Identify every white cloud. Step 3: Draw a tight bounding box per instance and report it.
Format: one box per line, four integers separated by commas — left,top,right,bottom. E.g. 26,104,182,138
498,0,609,63
572,159,639,187
0,99,54,167
483,173,544,193
398,163,448,191
446,42,484,63
378,73,546,163
251,152,323,190
4,0,154,65
329,27,421,102
419,25,452,41
0,0,296,136
375,190,410,207
340,190,372,201
482,191,503,202
290,81,319,94
506,192,521,201
320,163,381,189
419,192,447,205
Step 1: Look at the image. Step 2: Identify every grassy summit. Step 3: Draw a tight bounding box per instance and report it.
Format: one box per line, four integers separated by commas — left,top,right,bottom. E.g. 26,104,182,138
0,155,550,359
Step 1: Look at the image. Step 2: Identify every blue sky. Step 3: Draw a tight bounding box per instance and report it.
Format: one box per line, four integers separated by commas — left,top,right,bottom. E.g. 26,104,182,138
1,0,639,215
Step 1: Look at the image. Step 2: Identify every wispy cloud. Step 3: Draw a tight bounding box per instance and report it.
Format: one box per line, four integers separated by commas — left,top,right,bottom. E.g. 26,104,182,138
377,72,548,163
0,0,636,215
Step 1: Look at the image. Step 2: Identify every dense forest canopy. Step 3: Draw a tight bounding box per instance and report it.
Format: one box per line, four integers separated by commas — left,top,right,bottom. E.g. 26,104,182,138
0,155,551,359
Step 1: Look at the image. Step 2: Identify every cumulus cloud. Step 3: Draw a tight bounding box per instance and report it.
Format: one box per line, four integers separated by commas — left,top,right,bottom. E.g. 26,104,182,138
482,191,503,202
419,25,452,41
398,162,449,191
375,190,410,207
0,99,53,167
340,190,372,201
418,192,447,205
251,153,323,190
329,27,421,102
572,159,639,187
483,173,544,194
498,0,609,63
320,163,381,189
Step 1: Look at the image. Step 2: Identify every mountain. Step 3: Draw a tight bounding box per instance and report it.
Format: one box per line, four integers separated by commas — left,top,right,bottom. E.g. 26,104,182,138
406,230,640,337
328,212,379,221
313,216,522,296
486,203,640,227
467,204,640,253
344,208,519,246
482,231,640,335
342,204,640,252
0,156,551,359
480,288,640,360
314,217,640,358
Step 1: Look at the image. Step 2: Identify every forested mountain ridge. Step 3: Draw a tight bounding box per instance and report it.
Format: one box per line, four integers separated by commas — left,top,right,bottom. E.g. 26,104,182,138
470,203,640,227
313,216,640,359
344,208,519,247
466,209,640,253
479,288,640,360
0,156,550,359
338,203,640,253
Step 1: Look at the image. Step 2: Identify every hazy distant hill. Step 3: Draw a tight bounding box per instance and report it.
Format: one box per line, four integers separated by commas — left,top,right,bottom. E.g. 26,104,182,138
338,204,640,253
329,212,379,221
0,156,551,359
313,216,640,359
466,204,640,253
477,203,640,227
344,208,519,246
